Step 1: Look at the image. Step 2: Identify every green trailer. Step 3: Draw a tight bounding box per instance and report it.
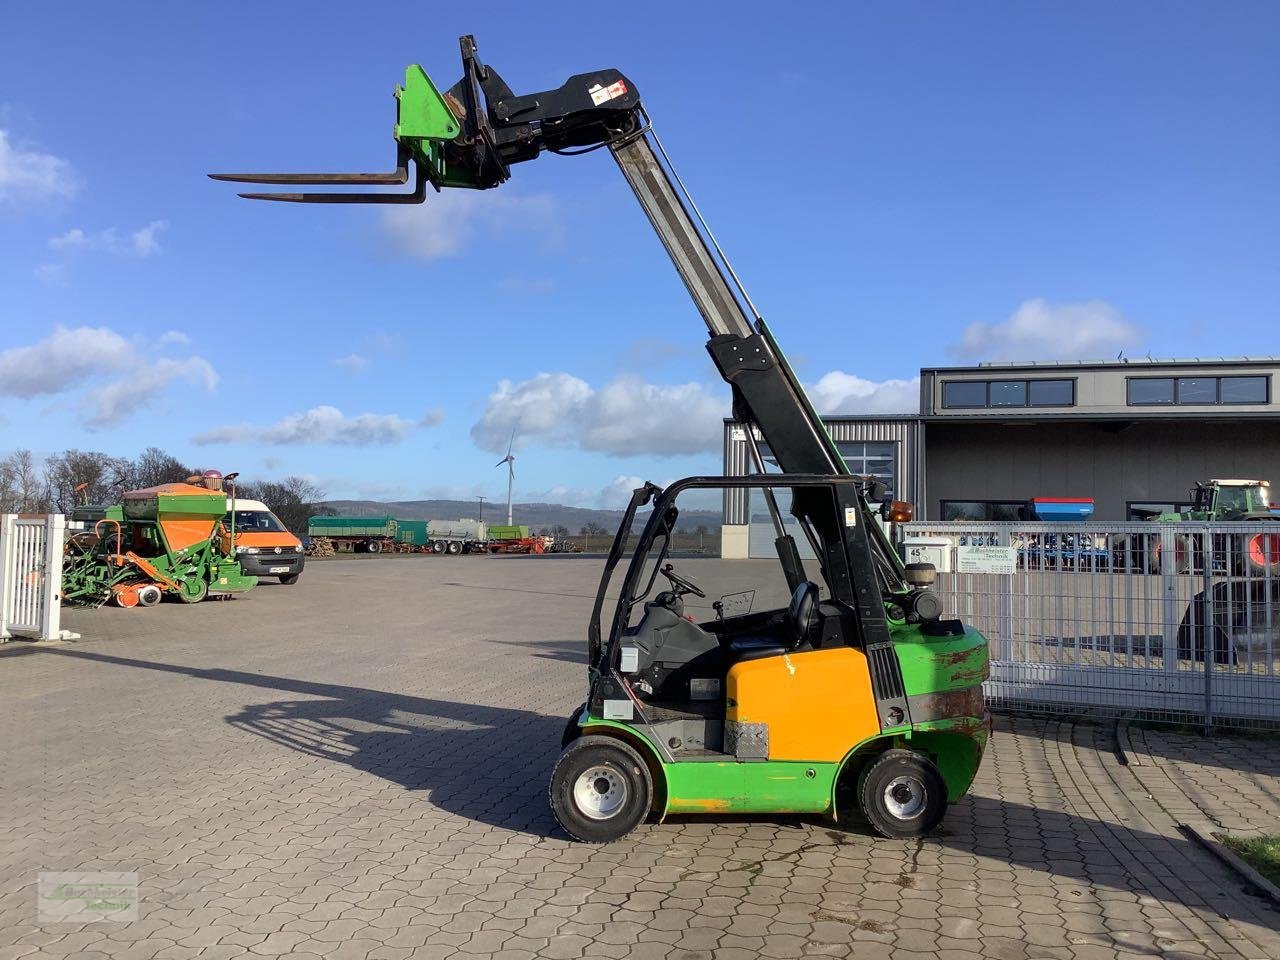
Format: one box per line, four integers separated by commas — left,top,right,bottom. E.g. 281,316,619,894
307,515,397,553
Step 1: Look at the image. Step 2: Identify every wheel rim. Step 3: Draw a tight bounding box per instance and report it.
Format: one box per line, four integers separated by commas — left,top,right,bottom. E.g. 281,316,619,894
883,775,926,820
572,765,627,820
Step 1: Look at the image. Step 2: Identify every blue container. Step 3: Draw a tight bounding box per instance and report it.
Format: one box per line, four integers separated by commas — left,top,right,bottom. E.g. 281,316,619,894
1030,498,1094,522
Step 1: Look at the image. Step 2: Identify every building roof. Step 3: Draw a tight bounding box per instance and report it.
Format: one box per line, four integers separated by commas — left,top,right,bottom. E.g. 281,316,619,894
924,356,1280,374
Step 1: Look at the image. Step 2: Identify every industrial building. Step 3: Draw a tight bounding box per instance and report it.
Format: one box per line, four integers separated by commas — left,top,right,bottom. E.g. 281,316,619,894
723,357,1280,557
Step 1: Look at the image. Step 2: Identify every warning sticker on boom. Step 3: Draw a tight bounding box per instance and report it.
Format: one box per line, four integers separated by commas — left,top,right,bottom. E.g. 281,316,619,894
588,80,628,106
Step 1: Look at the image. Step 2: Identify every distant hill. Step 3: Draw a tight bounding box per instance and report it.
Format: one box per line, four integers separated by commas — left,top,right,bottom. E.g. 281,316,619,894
320,498,720,533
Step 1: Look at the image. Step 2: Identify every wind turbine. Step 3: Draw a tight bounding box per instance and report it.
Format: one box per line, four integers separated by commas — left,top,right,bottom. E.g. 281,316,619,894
495,429,516,526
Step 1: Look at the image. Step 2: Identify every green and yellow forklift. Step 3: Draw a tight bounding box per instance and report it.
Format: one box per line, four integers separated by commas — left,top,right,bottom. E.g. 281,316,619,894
213,36,991,841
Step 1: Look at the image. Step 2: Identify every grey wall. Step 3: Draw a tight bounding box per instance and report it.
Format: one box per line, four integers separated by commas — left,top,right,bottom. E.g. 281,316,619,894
925,420,1280,520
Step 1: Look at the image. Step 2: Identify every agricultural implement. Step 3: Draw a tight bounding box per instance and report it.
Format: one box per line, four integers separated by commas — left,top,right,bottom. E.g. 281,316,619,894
63,482,257,607
213,36,990,841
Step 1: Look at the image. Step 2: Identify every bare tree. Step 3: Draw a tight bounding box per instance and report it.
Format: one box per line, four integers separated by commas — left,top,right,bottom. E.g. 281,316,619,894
129,447,193,490
0,450,47,513
43,450,131,513
236,475,327,535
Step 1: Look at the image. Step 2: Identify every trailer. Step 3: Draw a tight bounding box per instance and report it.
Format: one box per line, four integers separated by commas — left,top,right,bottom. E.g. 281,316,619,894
307,515,398,553
398,518,488,555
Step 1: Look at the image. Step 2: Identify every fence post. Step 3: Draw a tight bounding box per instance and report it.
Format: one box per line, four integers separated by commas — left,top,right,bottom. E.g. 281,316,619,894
1201,526,1214,733
1159,524,1179,677
41,515,71,641
0,514,13,640
997,525,1014,661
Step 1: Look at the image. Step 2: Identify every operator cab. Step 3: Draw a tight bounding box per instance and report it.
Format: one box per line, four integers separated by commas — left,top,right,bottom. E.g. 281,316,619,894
588,475,945,759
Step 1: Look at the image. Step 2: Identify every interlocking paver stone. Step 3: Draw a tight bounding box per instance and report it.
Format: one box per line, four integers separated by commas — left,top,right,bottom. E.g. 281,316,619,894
2,559,1279,960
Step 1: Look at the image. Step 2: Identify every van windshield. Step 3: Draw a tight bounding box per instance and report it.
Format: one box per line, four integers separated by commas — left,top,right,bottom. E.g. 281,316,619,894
227,510,286,533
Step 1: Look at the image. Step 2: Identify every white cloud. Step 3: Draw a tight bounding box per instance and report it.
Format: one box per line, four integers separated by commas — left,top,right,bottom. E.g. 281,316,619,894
806,371,919,414
0,325,136,397
194,405,422,447
48,219,168,258
471,372,728,458
0,130,78,205
334,353,369,375
0,324,218,426
32,262,66,284
419,408,445,427
596,475,648,509
382,190,561,261
949,298,1141,362
157,330,190,347
85,357,218,428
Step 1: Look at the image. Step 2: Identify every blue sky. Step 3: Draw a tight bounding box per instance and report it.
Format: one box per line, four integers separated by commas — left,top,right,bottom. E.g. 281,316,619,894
2,2,1277,506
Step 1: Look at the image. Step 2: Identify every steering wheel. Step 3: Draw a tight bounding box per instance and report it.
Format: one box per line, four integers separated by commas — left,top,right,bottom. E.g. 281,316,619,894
660,563,706,598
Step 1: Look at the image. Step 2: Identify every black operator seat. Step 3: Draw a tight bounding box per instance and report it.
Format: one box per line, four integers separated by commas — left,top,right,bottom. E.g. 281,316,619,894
727,581,819,662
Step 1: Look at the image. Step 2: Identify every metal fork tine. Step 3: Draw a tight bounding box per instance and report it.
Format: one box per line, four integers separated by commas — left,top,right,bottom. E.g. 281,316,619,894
209,147,410,186
233,161,427,204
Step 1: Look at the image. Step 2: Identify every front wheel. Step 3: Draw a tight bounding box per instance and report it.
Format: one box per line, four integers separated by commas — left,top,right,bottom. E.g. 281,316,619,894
279,574,300,585
858,749,947,839
549,736,651,843
177,578,208,604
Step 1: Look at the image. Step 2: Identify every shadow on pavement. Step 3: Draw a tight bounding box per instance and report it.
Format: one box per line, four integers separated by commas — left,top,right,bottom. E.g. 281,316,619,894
15,645,1280,935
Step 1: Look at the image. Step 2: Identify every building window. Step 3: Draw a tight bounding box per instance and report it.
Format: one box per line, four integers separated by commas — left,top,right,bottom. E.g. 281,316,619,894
1221,376,1269,404
1128,374,1270,406
1177,377,1217,404
989,380,1026,407
1029,379,1075,406
940,500,1026,521
941,378,1075,409
942,381,987,408
757,440,896,490
1127,378,1175,405
836,441,896,486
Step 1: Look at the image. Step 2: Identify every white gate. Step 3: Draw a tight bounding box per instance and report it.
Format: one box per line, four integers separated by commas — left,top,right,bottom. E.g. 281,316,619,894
0,514,78,642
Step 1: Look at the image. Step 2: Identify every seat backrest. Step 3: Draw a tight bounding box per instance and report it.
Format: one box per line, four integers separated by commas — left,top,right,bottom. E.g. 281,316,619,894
786,581,819,648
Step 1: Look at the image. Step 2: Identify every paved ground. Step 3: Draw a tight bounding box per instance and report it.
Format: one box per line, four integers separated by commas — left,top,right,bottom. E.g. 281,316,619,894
2,556,1279,960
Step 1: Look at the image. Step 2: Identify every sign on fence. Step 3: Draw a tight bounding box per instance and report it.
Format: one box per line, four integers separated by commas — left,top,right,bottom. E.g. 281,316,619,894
956,545,1018,575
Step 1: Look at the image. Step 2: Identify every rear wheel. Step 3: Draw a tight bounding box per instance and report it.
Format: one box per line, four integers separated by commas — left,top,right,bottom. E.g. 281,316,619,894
178,579,208,604
857,749,947,839
431,541,446,554
549,736,652,843
136,584,163,607
365,540,382,554
446,540,462,555
1246,531,1280,575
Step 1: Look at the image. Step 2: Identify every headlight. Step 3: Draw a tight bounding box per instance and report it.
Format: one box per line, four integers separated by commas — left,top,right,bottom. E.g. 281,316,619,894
238,546,260,555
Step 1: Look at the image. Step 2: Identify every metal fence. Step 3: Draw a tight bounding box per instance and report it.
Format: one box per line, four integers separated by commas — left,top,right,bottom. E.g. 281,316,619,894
903,521,1280,730
0,514,77,642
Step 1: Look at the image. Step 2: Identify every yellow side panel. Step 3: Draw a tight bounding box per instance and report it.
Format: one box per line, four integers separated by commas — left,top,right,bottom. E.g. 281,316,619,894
726,647,880,763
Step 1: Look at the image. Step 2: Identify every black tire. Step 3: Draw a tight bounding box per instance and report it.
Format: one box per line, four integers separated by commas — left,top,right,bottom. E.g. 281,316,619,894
431,540,446,554
857,749,947,839
366,540,382,555
279,574,300,585
446,540,462,555
549,736,652,843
